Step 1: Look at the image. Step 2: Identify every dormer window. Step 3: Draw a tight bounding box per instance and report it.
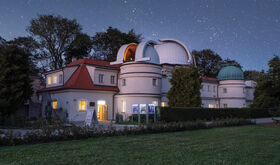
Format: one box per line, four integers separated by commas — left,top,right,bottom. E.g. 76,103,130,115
111,75,115,84
47,77,52,85
53,75,57,84
99,74,104,83
59,74,63,84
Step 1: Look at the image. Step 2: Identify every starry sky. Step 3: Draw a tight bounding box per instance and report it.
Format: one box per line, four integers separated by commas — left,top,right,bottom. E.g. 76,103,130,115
0,0,279,71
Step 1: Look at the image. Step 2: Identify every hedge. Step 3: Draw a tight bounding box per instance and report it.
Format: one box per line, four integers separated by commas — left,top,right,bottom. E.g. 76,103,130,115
159,107,279,122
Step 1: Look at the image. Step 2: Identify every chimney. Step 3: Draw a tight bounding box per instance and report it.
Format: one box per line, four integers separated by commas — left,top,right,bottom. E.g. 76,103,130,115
72,57,77,62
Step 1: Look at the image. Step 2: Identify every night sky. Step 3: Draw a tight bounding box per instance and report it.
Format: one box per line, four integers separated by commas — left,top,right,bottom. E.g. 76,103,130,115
0,0,279,71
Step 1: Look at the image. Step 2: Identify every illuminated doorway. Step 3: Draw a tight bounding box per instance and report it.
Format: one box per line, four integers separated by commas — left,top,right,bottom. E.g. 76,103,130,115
97,100,108,120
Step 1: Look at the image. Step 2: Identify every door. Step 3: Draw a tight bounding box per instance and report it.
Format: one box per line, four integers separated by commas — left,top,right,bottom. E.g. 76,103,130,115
98,105,108,120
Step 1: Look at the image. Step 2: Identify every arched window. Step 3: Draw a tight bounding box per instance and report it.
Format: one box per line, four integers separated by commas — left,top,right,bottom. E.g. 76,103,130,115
123,44,137,62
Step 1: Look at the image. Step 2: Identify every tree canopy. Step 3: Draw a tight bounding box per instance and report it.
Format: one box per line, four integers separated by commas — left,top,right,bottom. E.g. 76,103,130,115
92,27,142,62
251,55,280,108
167,66,202,107
0,45,33,116
192,49,242,78
27,14,82,70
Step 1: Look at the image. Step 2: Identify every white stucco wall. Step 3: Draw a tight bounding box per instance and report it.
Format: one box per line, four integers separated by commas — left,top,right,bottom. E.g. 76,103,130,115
46,71,63,88
94,68,118,86
63,66,78,83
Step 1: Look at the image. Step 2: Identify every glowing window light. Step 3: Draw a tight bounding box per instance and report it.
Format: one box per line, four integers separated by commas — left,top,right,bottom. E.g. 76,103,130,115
209,104,214,108
97,100,106,105
79,100,87,111
52,100,57,109
161,102,166,107
48,77,52,85
53,75,57,84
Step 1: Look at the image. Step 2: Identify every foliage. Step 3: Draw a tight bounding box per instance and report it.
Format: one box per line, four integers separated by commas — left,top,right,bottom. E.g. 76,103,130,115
27,14,82,70
0,45,33,117
167,66,202,107
192,49,242,77
64,33,93,64
251,55,280,108
159,107,278,122
92,27,142,61
244,70,264,81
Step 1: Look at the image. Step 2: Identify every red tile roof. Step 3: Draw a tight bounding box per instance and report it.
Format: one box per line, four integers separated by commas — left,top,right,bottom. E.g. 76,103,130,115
38,65,119,92
201,76,218,83
67,59,121,69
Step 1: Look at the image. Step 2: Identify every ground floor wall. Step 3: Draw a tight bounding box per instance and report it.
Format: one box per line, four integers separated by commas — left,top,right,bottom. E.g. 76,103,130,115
41,90,116,122
219,98,246,108
114,94,161,120
201,98,219,108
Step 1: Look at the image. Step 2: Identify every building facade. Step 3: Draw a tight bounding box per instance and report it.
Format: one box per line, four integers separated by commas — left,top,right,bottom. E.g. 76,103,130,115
39,38,256,122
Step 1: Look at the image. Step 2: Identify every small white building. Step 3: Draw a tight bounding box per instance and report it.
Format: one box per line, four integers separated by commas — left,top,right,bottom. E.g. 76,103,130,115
39,38,256,122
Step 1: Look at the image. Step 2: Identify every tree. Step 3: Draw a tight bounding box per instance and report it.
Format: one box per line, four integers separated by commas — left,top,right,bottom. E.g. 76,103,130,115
64,33,93,65
220,58,242,68
0,36,6,45
192,49,222,77
244,70,264,81
167,66,202,107
0,45,33,116
27,14,82,69
251,55,280,108
92,27,142,62
8,37,40,76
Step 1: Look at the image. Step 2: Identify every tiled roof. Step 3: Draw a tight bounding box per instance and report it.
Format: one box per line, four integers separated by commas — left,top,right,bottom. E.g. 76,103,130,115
38,65,119,92
201,76,218,83
67,59,121,69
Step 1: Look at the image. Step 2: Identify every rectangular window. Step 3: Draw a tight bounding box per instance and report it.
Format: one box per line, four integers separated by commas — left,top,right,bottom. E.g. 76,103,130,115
52,100,57,110
140,104,146,114
53,75,57,84
47,76,51,85
110,75,115,84
213,86,216,92
122,79,126,86
208,85,210,92
215,104,219,108
201,85,204,91
59,74,63,84
208,104,214,108
161,101,167,107
224,104,228,108
152,101,158,106
98,74,104,83
153,78,157,86
121,100,126,113
79,100,87,111
223,88,227,93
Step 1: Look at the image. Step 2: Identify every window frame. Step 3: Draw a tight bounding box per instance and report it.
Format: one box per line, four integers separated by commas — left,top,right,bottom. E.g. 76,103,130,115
52,100,57,110
98,74,104,83
79,100,87,111
59,74,63,84
122,79,126,86
152,78,157,86
110,75,115,84
223,88,227,93
53,75,57,84
47,76,52,85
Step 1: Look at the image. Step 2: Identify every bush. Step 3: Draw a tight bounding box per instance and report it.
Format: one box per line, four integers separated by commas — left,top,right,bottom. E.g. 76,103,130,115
129,114,155,123
159,107,278,122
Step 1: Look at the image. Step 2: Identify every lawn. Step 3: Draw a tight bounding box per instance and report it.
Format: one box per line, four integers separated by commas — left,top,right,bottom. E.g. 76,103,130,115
0,125,279,165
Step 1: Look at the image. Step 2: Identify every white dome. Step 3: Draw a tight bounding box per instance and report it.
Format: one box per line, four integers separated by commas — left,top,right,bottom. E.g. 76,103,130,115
154,39,194,65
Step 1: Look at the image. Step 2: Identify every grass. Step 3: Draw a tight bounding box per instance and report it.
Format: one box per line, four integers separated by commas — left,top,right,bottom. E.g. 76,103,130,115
0,125,279,165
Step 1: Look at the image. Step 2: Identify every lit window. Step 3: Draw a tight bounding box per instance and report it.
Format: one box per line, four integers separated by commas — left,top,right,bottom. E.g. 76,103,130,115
53,75,57,84
121,100,126,113
99,74,104,83
215,104,219,108
152,101,158,106
209,104,214,108
52,100,57,109
122,79,126,86
59,74,63,84
47,77,51,85
153,78,157,86
110,75,115,84
223,88,227,93
79,100,87,111
161,101,167,107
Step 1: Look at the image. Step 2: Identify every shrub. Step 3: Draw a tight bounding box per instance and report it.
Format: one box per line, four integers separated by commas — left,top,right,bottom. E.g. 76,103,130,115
159,107,277,122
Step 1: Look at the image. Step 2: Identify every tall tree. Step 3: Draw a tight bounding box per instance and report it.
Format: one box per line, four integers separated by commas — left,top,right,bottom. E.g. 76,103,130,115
192,49,222,77
0,45,33,116
220,58,242,68
251,55,280,108
64,33,93,65
0,36,6,46
92,27,142,62
27,14,82,69
8,37,40,76
167,66,202,107
244,70,264,81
